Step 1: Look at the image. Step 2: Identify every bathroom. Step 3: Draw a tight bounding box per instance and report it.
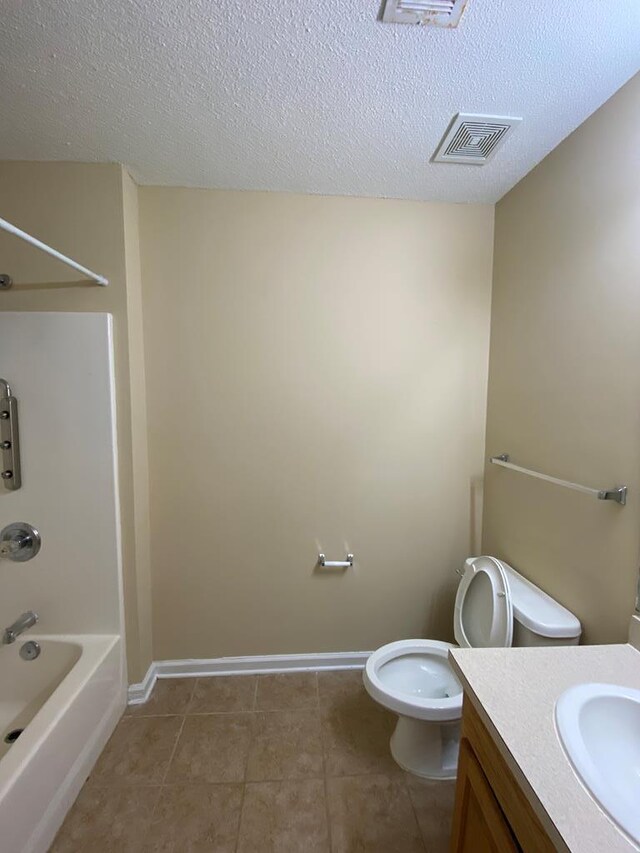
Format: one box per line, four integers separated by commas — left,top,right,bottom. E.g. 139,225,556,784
0,1,639,851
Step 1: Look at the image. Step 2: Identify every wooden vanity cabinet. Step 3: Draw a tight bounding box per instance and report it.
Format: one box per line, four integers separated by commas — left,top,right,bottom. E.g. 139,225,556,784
450,697,557,853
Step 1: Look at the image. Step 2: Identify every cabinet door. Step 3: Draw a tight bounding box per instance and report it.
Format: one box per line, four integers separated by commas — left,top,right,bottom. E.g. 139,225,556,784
450,738,519,853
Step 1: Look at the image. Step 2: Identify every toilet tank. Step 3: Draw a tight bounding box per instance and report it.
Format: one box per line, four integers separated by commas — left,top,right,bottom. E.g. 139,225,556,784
495,560,582,647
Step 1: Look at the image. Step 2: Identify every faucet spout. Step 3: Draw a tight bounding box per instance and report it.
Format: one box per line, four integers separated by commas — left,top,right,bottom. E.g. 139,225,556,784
3,610,38,644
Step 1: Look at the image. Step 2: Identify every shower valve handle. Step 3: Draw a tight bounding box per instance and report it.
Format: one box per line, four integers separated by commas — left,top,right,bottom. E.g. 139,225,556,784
0,522,41,562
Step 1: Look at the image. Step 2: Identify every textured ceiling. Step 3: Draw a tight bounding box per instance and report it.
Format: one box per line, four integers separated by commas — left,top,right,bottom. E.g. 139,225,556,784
1,0,639,203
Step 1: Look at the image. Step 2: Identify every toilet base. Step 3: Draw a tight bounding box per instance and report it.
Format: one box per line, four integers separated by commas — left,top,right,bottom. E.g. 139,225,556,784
389,715,460,780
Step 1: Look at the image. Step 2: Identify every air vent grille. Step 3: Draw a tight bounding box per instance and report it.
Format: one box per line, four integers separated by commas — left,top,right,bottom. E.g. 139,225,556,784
381,0,467,27
433,114,522,165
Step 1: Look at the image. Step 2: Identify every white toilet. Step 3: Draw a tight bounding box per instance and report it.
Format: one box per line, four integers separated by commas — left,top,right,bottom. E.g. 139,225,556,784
363,556,581,780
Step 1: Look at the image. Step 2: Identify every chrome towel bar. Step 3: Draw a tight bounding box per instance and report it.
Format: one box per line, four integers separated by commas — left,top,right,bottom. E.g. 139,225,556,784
490,454,627,506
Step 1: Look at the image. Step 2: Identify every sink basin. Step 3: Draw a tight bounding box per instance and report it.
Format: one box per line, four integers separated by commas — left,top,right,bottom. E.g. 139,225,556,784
555,682,640,845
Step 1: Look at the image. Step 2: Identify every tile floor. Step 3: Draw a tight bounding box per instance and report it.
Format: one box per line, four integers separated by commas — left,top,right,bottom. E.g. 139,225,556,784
50,671,455,852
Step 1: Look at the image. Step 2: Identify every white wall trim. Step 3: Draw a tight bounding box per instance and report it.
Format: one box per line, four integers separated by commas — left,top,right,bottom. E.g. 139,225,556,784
127,660,158,704
127,651,372,705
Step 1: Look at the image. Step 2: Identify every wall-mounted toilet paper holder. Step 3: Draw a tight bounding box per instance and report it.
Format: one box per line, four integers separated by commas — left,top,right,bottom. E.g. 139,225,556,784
317,553,354,569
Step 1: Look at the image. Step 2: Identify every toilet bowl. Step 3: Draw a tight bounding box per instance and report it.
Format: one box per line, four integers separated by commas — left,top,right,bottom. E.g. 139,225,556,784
364,556,582,780
364,639,463,779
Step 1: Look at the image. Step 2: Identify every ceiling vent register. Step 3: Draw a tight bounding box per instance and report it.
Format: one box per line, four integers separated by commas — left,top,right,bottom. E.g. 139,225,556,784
381,0,468,27
432,113,522,165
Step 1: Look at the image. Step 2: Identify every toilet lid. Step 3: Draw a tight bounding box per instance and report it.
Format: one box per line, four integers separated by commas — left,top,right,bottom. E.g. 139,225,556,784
453,557,513,648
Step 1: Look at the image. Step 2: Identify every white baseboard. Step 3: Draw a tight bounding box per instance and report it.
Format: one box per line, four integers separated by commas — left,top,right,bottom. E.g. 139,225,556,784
127,661,158,704
127,650,372,705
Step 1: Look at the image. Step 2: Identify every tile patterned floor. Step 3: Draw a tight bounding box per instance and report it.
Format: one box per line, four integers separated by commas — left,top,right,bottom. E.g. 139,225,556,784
50,671,455,852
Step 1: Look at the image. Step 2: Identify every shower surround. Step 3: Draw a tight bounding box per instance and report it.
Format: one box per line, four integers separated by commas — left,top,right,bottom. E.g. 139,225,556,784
0,312,125,852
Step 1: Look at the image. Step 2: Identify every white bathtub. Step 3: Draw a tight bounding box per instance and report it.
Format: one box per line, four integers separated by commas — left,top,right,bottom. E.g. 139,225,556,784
0,634,126,853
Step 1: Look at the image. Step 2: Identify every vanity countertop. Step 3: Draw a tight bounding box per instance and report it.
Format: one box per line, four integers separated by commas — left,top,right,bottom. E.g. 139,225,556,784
449,642,640,853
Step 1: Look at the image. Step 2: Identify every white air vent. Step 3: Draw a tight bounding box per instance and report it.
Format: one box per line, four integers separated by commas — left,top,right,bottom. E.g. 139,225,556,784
381,0,468,27
432,113,522,165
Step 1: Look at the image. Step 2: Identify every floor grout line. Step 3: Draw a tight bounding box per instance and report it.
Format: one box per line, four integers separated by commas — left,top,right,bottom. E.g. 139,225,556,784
183,676,199,715
317,672,336,853
234,682,259,853
159,714,187,787
234,784,246,853
405,779,430,853
86,768,415,790
138,713,188,829
125,706,323,717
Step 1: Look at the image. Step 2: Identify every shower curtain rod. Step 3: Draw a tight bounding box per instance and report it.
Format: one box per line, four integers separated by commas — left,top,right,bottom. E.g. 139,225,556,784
0,216,109,286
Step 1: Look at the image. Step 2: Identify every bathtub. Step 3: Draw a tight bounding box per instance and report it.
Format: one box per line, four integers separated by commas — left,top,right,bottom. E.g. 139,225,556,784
0,634,125,853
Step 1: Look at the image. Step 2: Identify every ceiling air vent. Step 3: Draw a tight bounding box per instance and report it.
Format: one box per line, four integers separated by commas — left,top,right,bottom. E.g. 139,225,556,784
432,113,522,165
381,0,468,27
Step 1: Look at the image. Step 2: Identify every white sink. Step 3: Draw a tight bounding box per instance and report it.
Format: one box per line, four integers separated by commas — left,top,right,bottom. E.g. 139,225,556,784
555,683,640,845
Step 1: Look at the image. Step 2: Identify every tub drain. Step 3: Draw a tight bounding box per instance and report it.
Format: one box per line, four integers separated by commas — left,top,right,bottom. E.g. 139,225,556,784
4,728,24,744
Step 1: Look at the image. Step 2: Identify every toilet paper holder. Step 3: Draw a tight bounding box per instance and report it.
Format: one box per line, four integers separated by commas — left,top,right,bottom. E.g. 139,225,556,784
317,553,354,569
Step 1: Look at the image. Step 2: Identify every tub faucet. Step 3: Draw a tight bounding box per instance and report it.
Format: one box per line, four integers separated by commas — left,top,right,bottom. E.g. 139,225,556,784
2,610,38,644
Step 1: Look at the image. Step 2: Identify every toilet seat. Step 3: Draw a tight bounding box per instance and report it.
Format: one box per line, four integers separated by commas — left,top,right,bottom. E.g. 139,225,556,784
364,640,463,721
364,560,514,724
453,556,513,649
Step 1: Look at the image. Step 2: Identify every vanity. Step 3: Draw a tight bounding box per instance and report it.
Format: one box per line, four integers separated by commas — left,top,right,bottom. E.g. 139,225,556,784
448,622,640,852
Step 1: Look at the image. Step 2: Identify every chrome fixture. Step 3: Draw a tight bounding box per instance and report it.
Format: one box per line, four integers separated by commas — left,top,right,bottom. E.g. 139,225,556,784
490,454,627,506
317,553,354,569
0,522,41,562
20,640,41,661
0,378,21,490
3,611,38,644
0,275,12,290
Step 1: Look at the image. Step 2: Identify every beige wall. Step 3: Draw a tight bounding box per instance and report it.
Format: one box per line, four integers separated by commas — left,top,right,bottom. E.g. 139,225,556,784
483,72,640,643
0,162,152,680
5,71,639,673
139,188,494,660
6,73,637,673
